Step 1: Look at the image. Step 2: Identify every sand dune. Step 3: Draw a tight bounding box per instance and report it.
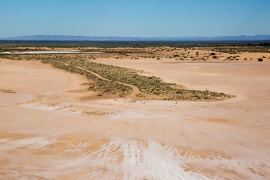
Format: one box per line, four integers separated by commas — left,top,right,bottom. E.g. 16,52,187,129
0,58,270,179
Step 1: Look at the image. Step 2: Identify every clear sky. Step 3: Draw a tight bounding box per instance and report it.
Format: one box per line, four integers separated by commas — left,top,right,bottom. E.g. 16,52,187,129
0,0,270,38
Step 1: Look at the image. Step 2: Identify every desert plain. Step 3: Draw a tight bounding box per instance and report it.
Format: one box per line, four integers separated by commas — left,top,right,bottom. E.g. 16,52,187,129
0,45,270,179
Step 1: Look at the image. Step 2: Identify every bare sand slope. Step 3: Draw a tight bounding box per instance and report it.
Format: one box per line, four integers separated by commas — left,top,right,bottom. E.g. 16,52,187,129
0,58,270,179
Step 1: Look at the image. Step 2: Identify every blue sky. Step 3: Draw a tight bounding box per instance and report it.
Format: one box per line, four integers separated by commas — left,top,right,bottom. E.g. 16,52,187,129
0,0,269,37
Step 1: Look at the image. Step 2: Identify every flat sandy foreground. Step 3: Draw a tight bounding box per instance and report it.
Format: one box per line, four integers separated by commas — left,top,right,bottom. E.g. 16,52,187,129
0,57,270,180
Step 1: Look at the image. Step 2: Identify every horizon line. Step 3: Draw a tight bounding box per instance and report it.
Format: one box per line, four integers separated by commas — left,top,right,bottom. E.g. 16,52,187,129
3,34,270,38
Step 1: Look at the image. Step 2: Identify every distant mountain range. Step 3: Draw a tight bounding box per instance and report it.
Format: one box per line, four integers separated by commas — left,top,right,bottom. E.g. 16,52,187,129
1,35,270,41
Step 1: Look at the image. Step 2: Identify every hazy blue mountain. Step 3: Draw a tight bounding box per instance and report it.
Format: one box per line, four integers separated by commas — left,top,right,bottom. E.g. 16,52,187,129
1,35,270,41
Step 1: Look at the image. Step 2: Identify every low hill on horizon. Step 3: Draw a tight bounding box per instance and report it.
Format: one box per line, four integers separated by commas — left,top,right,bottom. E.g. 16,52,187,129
1,35,270,41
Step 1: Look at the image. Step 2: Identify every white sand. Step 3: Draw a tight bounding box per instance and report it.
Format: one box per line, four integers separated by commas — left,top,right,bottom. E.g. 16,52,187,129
1,51,102,54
